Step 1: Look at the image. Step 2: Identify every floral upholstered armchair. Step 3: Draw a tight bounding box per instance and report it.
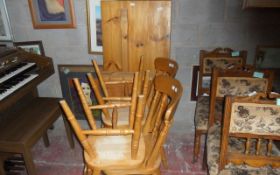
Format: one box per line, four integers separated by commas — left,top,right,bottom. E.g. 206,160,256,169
207,93,280,175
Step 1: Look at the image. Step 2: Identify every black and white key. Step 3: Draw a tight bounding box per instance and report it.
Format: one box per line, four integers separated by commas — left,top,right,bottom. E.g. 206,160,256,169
0,74,38,101
0,62,36,84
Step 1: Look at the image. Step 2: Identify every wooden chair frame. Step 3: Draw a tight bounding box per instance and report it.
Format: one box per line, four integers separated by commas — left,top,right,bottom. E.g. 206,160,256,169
154,57,178,77
208,68,274,127
219,94,280,172
193,48,247,162
198,48,247,96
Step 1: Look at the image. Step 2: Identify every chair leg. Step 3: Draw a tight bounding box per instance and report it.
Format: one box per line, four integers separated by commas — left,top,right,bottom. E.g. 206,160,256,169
202,136,208,170
93,168,102,175
193,130,201,163
152,168,161,175
160,146,168,169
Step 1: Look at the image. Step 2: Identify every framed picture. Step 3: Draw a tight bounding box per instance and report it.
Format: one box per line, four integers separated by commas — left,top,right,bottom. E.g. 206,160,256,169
87,0,102,54
254,45,280,93
58,65,101,120
14,40,45,56
0,0,13,41
27,0,76,29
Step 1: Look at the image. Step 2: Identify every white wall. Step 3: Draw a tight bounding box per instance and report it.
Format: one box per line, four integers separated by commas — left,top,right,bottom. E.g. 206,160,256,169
5,0,280,134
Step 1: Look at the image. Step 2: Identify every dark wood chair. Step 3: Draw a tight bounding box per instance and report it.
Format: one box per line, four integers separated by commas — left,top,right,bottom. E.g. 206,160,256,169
60,75,183,175
207,93,280,175
193,48,247,162
205,67,274,173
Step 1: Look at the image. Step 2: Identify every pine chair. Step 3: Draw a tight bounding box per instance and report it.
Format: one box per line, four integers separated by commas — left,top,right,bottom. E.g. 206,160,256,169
207,93,280,175
60,75,183,175
145,57,178,111
193,47,247,162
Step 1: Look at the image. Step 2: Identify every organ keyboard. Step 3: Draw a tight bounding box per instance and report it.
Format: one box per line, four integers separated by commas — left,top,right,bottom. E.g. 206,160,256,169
0,47,54,113
0,47,74,175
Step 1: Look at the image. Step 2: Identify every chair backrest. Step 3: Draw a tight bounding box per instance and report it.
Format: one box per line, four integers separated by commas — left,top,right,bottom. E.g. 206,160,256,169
198,48,247,96
142,75,183,167
92,59,145,97
82,72,140,128
219,93,280,171
208,67,274,127
59,92,146,160
154,57,178,77
146,57,178,108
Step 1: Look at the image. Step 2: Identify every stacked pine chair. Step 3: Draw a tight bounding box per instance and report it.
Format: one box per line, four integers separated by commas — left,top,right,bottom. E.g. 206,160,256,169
203,65,280,174
193,48,247,162
60,57,182,175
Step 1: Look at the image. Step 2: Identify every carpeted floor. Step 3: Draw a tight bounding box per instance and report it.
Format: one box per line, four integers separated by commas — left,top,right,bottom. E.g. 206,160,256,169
6,118,207,175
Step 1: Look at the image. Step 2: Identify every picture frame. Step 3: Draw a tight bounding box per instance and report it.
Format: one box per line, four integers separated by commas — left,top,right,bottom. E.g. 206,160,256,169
87,0,102,54
27,0,76,29
254,45,280,93
58,65,101,120
14,40,45,56
0,0,13,41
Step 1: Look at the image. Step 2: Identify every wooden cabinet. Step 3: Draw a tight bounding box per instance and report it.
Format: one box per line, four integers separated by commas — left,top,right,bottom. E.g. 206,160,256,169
101,0,171,71
243,0,280,9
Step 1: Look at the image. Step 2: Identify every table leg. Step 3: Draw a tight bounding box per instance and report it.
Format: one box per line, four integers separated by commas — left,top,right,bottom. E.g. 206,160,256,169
0,154,6,175
42,132,50,147
23,148,36,175
62,115,75,148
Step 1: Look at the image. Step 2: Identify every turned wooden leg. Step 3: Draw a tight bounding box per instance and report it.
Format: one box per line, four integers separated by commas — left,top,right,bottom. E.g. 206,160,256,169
193,130,201,163
23,148,36,175
202,136,208,170
152,168,161,175
160,146,168,169
93,168,101,175
42,132,50,147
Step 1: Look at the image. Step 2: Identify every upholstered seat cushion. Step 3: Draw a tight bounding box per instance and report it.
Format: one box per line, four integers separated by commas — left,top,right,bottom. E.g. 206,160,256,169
84,134,145,169
207,124,280,175
194,96,223,130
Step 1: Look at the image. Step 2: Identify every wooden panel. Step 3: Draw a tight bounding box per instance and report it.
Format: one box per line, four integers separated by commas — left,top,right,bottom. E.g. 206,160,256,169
102,1,124,71
101,0,171,72
243,0,280,9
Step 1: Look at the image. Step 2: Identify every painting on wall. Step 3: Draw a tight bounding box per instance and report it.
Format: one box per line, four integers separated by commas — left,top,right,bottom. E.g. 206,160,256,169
87,0,102,54
255,45,280,93
28,0,76,29
14,40,45,56
0,0,13,41
58,65,101,120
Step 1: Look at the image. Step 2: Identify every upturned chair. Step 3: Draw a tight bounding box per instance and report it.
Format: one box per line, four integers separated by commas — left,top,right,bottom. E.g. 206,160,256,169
60,75,183,175
207,93,280,175
74,72,146,129
145,57,178,111
193,48,247,162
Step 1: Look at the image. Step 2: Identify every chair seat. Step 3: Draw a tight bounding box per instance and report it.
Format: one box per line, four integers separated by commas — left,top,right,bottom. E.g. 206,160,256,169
194,96,223,130
207,124,280,175
84,134,145,169
102,108,147,127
